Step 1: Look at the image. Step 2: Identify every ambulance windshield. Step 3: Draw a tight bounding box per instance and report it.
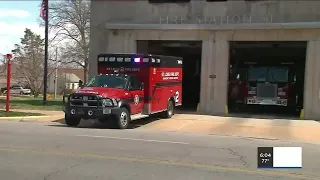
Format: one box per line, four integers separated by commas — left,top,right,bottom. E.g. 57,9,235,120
86,75,128,89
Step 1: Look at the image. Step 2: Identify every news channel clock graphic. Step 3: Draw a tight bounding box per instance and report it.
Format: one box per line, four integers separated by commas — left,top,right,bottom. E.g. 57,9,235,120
134,95,139,105
257,147,302,168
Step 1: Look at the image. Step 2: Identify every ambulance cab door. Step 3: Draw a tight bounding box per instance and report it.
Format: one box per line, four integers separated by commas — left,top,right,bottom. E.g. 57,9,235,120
128,76,144,115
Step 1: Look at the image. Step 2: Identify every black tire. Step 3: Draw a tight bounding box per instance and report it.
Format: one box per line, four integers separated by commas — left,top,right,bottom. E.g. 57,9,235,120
163,100,174,119
19,91,24,95
64,115,81,127
115,107,130,129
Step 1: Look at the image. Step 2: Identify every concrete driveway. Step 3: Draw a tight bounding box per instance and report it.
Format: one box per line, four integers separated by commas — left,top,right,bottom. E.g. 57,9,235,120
136,113,320,144
4,108,320,144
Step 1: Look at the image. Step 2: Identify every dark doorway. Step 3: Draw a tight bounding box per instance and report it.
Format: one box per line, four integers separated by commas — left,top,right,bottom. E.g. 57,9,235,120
228,41,307,118
137,40,202,110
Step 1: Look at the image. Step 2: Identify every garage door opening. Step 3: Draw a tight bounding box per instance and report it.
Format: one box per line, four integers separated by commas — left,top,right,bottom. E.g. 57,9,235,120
137,40,202,111
228,41,307,118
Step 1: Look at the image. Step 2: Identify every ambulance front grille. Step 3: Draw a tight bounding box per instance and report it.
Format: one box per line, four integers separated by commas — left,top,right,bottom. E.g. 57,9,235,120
69,94,100,107
257,83,277,98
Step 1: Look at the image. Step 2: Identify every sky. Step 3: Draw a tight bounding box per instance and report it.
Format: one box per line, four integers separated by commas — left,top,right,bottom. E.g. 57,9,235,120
0,1,44,54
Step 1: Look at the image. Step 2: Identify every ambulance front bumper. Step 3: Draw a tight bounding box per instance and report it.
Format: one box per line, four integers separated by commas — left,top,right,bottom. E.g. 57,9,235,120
64,105,121,119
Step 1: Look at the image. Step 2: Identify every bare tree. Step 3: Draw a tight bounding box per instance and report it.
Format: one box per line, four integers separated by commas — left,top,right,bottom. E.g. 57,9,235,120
0,54,4,63
48,0,90,83
12,28,44,97
0,54,6,75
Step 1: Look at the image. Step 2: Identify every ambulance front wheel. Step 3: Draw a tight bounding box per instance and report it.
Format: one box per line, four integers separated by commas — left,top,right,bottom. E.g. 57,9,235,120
65,115,81,127
163,100,174,119
114,107,130,129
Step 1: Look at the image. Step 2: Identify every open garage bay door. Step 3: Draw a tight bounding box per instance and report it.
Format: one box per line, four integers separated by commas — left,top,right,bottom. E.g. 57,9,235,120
137,40,202,111
228,41,307,118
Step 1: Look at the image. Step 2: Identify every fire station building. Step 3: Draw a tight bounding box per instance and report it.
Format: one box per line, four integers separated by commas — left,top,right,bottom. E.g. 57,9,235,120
89,0,320,120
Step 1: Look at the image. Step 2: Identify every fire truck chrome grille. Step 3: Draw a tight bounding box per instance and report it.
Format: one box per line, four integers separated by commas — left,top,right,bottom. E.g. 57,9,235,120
257,83,277,98
69,94,100,107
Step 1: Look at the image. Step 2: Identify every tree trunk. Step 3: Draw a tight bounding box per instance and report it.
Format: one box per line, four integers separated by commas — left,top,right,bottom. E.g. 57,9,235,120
83,61,88,84
34,91,40,98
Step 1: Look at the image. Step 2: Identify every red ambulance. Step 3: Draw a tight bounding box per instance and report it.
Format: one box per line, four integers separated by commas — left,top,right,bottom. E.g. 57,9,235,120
64,53,183,129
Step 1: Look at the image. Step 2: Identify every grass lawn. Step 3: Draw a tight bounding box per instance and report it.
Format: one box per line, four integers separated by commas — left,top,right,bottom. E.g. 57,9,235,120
0,110,43,117
0,96,64,111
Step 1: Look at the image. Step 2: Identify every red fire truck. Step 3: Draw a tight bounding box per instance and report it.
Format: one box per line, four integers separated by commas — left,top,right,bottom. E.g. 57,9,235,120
63,53,183,129
228,60,302,111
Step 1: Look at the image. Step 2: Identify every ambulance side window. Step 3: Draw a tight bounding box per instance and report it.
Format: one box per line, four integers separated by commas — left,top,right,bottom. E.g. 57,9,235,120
128,76,142,90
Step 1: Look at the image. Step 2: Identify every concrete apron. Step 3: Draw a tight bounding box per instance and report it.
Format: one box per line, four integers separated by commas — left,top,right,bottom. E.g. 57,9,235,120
3,108,319,144
138,114,320,144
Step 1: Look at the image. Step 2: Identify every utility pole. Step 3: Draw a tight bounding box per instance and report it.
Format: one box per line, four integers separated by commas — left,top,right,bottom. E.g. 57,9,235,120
42,0,49,105
54,47,58,99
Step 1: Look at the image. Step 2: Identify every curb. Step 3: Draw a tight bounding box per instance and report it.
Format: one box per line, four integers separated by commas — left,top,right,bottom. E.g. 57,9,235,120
0,115,64,122
0,116,51,120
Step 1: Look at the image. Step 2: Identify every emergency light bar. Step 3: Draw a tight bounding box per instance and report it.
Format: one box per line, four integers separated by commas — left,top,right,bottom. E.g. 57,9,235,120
98,56,162,64
134,57,141,63
133,57,152,63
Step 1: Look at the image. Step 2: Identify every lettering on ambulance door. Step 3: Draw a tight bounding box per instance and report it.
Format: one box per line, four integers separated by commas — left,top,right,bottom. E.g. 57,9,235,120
128,76,144,115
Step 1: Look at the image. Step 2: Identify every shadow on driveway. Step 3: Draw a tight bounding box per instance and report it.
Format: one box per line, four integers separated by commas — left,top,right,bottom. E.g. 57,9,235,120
49,114,162,129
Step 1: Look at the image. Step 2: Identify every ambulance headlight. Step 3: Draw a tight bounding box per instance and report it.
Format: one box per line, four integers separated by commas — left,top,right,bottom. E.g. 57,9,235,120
101,99,113,107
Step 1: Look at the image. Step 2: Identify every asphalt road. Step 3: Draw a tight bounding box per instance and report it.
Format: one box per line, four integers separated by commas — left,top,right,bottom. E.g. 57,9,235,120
0,120,319,180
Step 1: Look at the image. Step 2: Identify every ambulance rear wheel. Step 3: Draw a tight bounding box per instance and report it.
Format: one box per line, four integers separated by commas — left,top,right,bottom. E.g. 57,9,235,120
163,100,174,119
